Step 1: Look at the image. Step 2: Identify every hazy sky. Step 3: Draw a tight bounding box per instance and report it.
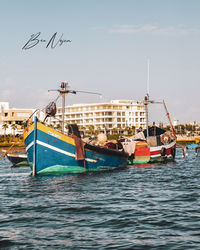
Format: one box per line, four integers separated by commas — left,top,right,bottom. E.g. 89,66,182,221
0,0,200,124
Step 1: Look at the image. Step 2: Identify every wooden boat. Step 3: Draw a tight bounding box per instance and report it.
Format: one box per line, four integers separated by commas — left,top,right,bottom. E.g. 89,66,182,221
6,152,29,167
23,82,128,175
122,126,176,164
122,95,176,164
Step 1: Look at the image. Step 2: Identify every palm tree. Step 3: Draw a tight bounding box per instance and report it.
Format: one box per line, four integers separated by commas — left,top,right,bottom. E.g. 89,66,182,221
56,123,62,131
96,126,101,135
2,123,8,136
131,125,136,135
78,125,86,132
88,125,95,136
65,124,68,131
124,126,129,135
11,123,17,136
20,121,27,130
112,127,118,135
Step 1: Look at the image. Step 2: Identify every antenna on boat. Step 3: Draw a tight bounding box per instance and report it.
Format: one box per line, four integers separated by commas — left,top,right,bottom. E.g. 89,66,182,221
48,82,102,133
143,60,176,142
147,58,150,98
145,59,150,139
144,95,149,139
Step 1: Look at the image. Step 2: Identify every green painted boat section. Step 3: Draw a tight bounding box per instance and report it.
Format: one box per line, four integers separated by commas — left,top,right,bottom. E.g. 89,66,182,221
128,156,164,165
36,165,113,174
35,165,118,175
149,157,163,163
15,161,29,167
38,165,86,174
133,159,149,164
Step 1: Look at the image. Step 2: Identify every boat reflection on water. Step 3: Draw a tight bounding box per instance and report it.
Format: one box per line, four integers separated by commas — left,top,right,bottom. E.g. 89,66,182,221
134,163,152,167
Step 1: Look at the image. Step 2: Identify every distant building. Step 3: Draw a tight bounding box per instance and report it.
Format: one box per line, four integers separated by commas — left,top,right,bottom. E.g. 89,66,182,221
0,104,34,135
173,119,179,126
51,100,146,133
0,102,9,111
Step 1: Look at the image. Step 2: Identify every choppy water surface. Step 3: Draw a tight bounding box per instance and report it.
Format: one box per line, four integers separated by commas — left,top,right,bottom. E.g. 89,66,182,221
0,148,200,249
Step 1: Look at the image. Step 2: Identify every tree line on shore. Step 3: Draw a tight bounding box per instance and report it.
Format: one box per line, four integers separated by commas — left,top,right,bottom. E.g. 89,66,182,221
0,121,199,146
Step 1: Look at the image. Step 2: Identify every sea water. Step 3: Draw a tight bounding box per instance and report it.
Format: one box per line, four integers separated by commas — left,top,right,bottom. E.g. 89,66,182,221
0,148,200,249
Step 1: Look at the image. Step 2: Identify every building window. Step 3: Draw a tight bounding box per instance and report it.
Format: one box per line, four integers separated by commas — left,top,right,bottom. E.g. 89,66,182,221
16,121,22,125
16,113,29,117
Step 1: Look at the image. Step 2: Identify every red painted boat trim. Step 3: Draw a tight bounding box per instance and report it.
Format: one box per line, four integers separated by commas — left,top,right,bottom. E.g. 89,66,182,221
150,150,160,156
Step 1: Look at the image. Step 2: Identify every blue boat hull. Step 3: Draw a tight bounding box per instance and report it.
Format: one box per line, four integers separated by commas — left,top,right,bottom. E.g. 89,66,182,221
24,121,127,174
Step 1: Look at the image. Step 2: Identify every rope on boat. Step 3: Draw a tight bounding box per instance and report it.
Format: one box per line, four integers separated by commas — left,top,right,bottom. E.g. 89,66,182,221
0,143,15,161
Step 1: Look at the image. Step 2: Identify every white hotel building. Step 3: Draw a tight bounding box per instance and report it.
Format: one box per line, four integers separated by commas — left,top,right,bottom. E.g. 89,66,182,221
52,100,146,132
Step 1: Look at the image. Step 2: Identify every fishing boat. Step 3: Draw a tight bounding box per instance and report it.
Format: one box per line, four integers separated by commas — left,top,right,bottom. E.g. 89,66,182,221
23,82,128,175
186,143,199,149
121,60,176,164
6,152,29,167
121,95,176,164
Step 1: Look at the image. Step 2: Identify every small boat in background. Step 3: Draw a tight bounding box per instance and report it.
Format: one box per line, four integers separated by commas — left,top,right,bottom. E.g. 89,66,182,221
122,125,176,164
6,152,29,167
121,95,176,164
186,143,199,149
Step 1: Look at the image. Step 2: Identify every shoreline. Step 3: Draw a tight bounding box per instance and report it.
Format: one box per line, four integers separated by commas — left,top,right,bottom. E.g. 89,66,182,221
0,144,25,153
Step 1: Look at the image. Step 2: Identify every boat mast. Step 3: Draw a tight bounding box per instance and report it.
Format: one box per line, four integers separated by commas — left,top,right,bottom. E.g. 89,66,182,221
48,82,71,133
58,82,70,133
48,82,102,134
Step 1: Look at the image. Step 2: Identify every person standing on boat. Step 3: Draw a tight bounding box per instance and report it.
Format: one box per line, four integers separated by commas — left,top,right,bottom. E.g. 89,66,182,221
153,122,156,136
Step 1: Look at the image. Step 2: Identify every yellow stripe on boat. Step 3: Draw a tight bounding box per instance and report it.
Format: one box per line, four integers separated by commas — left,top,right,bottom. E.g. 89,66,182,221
23,123,34,140
37,122,76,145
24,122,76,146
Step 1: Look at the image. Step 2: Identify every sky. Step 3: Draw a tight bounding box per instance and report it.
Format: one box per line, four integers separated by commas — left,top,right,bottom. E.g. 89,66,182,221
0,0,200,124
